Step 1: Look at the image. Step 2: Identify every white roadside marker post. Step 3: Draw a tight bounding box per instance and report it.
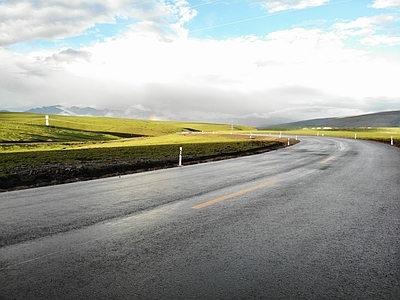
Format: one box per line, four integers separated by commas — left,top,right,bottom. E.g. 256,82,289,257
391,136,393,146
288,138,290,146
296,135,298,141
355,134,357,139
45,115,49,126
179,147,182,166
279,132,282,138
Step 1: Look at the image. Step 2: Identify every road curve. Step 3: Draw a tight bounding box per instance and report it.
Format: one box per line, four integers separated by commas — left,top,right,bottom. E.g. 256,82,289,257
1,137,399,299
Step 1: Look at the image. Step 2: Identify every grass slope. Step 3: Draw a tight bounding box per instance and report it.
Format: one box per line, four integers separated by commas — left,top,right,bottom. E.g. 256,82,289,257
262,110,400,129
1,113,285,191
0,112,254,143
2,112,397,191
260,127,400,146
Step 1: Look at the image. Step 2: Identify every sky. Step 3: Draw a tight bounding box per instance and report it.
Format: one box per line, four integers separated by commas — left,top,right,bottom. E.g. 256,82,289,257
0,0,399,125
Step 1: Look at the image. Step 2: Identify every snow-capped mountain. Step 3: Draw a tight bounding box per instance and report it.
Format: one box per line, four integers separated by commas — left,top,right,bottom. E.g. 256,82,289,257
26,105,120,117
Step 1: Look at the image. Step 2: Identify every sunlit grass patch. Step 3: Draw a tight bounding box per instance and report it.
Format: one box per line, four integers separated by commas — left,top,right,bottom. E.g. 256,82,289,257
0,112,254,143
259,127,399,146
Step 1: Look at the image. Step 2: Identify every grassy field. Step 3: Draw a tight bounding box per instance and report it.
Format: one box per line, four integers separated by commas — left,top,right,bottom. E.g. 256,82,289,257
0,112,253,143
2,112,399,152
0,138,280,170
0,113,279,176
259,127,400,147
1,112,398,191
0,112,258,151
1,112,398,173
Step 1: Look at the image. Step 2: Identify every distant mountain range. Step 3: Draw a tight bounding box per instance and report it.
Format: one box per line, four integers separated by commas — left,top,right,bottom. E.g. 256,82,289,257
261,110,400,129
25,105,155,119
16,105,400,128
23,105,291,127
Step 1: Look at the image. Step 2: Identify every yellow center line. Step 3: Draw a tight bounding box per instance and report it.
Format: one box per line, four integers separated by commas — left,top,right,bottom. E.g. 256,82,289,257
192,180,278,210
321,156,335,164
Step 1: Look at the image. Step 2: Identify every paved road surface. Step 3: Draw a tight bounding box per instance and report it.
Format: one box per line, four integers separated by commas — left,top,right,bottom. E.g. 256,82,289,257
1,137,399,299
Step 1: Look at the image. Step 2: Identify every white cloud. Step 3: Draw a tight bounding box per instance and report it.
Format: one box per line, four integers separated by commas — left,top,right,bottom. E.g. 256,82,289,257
170,0,198,38
361,34,400,46
0,0,109,45
259,0,328,13
268,106,367,120
371,0,400,9
2,23,399,121
1,1,399,123
332,14,400,46
46,49,92,64
0,0,196,46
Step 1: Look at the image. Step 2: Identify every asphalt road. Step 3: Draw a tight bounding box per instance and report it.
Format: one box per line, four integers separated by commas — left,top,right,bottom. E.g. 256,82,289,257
1,136,399,299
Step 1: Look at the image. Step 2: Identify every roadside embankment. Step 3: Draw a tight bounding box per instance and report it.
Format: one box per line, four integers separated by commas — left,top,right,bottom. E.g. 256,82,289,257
1,138,295,192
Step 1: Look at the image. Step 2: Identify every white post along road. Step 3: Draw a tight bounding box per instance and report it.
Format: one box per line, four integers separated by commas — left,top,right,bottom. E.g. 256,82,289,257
1,137,399,299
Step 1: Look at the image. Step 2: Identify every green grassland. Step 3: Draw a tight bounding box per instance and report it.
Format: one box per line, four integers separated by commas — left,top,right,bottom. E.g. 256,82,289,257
1,112,398,191
0,112,253,142
0,139,278,170
0,112,257,151
260,127,400,146
1,112,398,176
0,113,277,177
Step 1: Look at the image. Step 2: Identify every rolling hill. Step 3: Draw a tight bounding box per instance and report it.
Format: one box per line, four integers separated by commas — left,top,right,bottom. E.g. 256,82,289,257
260,110,400,129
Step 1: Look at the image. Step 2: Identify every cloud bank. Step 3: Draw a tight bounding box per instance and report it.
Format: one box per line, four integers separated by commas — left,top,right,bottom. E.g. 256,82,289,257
1,0,399,125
